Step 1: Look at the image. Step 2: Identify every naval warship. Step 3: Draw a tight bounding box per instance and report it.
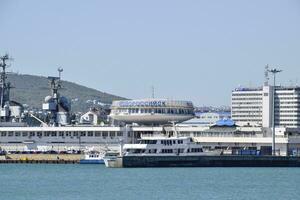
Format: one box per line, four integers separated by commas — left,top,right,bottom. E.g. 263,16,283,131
0,54,129,152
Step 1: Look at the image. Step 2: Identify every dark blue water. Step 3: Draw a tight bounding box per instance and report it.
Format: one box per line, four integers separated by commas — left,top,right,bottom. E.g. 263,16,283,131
0,164,299,200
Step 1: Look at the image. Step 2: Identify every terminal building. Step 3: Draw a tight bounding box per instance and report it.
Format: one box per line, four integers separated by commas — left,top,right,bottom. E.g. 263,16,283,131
109,99,194,125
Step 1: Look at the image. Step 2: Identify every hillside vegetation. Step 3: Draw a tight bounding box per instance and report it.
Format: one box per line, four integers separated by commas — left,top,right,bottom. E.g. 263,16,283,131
8,73,126,112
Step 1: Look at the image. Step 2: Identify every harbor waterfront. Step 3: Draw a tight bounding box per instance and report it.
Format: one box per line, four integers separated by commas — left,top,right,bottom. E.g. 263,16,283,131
0,164,300,200
1,56,300,167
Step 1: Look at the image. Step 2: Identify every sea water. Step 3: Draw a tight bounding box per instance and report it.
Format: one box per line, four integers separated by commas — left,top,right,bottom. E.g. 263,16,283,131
0,164,299,200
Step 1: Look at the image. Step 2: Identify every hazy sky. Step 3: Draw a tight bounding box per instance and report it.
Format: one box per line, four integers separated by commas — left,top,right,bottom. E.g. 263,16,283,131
1,0,300,106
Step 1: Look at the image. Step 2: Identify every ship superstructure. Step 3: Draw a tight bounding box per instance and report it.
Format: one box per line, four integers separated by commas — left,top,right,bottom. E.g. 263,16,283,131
0,54,24,126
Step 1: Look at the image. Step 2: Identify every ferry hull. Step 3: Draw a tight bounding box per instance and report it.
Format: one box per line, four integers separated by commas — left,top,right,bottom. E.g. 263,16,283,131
122,156,300,168
79,159,104,164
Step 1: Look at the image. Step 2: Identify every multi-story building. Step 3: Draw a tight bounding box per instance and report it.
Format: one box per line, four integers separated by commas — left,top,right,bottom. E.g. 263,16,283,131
232,85,300,128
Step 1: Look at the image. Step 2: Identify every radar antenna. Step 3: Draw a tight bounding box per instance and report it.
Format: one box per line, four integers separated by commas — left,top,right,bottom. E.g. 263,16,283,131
58,67,63,80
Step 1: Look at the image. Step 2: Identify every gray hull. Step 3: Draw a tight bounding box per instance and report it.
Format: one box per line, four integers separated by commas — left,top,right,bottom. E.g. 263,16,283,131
122,156,300,168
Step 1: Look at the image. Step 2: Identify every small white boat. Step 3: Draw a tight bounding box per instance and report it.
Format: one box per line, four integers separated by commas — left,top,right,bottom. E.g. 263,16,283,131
79,151,105,164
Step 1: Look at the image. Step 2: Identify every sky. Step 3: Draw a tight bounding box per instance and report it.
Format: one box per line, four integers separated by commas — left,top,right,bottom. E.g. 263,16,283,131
0,0,300,106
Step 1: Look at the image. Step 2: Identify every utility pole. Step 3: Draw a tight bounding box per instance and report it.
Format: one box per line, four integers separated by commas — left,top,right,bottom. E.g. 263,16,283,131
268,68,282,156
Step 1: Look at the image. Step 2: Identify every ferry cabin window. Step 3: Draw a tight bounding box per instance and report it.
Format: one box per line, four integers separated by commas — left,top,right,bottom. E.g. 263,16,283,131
161,140,172,146
15,132,21,137
1,132,7,137
8,132,13,137
177,140,183,144
51,132,57,137
149,149,157,153
141,140,157,144
22,132,28,137
162,149,173,153
191,148,203,153
59,132,64,137
30,132,35,137
88,131,93,137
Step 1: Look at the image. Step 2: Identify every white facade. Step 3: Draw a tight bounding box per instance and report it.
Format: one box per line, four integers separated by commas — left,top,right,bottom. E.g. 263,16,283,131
0,124,299,156
231,88,263,126
232,86,300,128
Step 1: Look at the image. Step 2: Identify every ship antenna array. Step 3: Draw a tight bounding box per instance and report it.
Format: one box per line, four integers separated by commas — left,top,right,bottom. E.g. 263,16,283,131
58,67,63,80
0,54,13,108
48,67,64,97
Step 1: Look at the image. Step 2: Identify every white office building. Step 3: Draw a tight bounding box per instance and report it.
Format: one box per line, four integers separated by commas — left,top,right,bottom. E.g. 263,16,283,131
232,85,300,128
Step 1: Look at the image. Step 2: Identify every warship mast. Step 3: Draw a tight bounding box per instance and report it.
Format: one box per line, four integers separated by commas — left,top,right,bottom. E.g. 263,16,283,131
0,54,12,122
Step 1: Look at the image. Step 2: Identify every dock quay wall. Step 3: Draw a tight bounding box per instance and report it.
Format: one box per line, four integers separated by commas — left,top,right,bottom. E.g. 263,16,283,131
0,154,81,164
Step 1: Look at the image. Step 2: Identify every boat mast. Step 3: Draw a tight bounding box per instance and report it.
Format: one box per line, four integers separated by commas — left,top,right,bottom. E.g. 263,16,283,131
0,54,9,108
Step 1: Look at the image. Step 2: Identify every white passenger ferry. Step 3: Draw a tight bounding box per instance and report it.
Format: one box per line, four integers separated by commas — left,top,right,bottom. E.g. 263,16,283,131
104,136,221,168
123,136,220,157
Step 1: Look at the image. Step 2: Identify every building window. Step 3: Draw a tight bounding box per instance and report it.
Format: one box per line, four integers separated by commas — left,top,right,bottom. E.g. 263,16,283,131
102,132,108,137
117,132,123,137
73,132,78,137
80,132,86,137
37,132,42,137
95,131,101,137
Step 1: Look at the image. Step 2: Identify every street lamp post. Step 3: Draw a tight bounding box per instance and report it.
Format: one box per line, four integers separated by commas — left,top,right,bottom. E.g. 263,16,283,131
268,68,282,156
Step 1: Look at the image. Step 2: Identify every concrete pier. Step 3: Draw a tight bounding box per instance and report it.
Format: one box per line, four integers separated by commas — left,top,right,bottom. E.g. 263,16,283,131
0,154,81,164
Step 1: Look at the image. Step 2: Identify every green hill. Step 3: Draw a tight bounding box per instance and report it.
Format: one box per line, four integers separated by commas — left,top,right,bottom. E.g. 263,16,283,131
7,73,126,112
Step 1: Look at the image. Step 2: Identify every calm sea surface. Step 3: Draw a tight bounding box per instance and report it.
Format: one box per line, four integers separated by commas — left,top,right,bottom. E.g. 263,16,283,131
0,164,299,200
